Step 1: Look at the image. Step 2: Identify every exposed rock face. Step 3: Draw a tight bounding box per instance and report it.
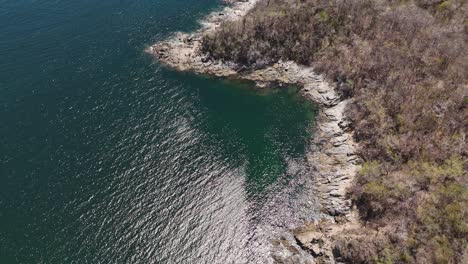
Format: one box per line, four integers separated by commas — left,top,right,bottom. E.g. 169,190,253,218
146,1,361,263
241,62,360,219
292,210,362,264
294,230,325,256
146,0,259,75
271,237,317,264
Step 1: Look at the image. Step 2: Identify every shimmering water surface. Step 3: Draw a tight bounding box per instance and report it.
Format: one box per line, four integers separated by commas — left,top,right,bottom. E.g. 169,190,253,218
0,0,319,263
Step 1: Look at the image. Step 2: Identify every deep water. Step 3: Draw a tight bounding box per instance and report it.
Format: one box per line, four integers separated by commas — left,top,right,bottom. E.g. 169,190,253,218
0,0,319,263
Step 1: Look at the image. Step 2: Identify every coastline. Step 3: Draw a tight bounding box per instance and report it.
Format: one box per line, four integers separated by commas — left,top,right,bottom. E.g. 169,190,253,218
146,1,361,262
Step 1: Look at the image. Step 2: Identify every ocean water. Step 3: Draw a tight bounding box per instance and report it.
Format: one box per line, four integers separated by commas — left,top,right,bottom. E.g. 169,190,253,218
0,0,319,263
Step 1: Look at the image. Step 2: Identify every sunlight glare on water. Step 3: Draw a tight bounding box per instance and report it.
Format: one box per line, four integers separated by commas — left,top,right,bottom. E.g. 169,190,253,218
0,0,320,263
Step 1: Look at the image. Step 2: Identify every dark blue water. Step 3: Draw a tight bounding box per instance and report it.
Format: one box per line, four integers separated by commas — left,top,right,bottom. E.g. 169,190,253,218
0,1,319,263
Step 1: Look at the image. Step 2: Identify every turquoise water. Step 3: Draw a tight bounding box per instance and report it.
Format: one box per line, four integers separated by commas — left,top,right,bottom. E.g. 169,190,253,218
0,0,318,263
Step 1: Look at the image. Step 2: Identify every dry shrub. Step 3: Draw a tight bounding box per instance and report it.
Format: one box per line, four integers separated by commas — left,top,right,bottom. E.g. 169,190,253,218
202,0,467,262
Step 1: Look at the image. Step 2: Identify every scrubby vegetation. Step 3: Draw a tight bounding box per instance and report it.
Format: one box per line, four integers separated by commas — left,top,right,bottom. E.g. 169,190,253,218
202,0,467,263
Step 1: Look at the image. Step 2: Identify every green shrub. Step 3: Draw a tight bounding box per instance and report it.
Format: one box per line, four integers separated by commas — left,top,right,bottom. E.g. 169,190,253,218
359,161,382,179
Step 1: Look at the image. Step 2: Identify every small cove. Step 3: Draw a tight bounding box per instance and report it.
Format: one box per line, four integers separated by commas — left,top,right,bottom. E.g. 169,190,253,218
0,0,320,263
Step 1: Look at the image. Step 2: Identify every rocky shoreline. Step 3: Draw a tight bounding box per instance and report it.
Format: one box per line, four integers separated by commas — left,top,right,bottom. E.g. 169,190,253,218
146,1,361,263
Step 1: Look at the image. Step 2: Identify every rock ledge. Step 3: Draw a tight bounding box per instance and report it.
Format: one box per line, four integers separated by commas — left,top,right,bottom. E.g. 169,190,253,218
146,1,361,263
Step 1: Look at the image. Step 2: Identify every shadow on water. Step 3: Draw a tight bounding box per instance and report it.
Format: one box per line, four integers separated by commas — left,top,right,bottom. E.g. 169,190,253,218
162,70,318,197
159,70,322,262
1,0,321,263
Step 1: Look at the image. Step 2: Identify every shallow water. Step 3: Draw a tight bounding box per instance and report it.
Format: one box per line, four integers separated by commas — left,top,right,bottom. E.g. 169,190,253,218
0,0,319,263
